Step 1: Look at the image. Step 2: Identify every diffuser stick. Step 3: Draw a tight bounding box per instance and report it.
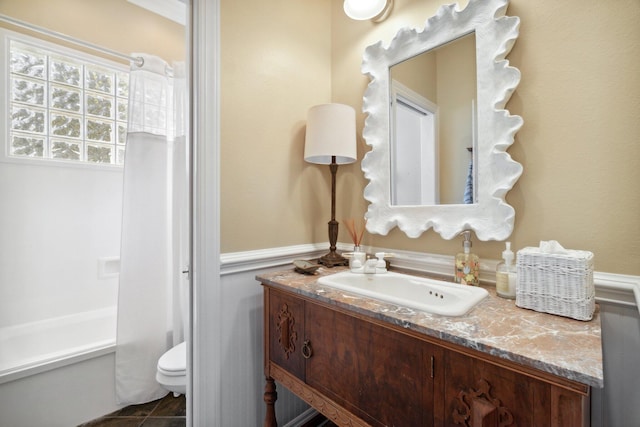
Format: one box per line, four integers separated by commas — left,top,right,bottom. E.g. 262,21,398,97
344,218,366,246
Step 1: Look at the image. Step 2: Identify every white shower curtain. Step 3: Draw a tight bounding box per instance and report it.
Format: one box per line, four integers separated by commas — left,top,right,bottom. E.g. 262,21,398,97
116,54,188,405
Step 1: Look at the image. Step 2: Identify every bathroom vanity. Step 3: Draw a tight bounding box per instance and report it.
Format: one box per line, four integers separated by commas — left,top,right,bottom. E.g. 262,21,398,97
258,267,603,427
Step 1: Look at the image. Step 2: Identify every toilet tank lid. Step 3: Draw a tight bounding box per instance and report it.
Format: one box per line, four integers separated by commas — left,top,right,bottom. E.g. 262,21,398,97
158,341,187,373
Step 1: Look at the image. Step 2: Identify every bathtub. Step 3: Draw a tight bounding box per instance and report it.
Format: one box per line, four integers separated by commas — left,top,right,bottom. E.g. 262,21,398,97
0,306,122,427
0,306,116,384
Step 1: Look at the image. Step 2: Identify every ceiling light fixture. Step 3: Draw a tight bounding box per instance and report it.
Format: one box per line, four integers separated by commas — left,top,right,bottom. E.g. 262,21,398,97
343,0,393,22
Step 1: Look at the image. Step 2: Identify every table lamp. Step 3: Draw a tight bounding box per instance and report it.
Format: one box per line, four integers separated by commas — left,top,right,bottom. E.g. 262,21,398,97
304,103,357,267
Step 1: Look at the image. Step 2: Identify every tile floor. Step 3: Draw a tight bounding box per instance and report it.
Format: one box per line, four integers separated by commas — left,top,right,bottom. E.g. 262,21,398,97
77,393,185,427
77,393,340,427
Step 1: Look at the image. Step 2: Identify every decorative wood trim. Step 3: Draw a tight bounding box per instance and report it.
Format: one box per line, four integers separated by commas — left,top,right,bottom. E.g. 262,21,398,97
453,378,514,427
276,304,297,359
270,363,372,427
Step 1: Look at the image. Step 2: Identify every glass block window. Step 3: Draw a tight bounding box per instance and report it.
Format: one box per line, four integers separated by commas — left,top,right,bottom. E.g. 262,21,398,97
7,38,129,165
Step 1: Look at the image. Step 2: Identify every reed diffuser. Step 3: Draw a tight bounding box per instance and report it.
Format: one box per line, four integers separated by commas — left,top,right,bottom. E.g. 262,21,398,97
344,218,366,249
344,218,367,271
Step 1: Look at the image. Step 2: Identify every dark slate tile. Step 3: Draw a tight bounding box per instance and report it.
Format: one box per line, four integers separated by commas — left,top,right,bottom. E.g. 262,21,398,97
141,417,186,427
79,393,187,427
151,394,186,417
77,417,143,427
106,398,161,417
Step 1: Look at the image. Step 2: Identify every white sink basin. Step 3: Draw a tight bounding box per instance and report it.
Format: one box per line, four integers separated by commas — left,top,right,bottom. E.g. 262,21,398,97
317,271,488,316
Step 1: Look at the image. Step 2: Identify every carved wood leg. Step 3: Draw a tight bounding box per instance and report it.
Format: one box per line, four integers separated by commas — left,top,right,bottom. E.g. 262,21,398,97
264,376,278,427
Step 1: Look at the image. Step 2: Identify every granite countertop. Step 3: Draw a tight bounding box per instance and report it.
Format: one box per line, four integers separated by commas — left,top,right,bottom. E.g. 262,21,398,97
257,266,604,389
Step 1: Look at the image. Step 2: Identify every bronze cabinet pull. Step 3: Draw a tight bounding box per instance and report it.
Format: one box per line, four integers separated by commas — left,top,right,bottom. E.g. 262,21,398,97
302,340,313,359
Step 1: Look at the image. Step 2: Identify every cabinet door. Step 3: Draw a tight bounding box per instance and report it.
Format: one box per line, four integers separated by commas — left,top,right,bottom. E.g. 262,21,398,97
305,301,434,427
442,349,551,427
268,289,306,381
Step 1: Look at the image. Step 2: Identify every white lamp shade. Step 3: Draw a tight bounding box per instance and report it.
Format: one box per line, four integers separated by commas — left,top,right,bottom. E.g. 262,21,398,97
304,103,357,165
343,0,387,21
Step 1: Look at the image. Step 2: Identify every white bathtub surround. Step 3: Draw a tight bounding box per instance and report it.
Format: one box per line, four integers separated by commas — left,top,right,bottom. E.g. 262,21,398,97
0,307,116,385
116,54,189,405
0,352,122,427
0,307,119,427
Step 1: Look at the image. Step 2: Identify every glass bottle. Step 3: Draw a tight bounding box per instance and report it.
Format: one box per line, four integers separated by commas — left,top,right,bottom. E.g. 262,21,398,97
454,231,480,286
496,242,517,299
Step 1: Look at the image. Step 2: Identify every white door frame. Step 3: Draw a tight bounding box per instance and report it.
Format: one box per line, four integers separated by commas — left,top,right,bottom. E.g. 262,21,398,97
190,0,221,426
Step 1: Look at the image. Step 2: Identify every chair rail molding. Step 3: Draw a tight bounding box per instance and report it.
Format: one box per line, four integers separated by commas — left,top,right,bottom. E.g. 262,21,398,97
222,242,640,312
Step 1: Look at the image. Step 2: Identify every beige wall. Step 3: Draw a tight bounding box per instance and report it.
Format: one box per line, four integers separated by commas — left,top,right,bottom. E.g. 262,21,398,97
389,35,476,205
391,49,437,101
3,1,639,275
0,0,184,63
220,0,333,252
436,34,476,204
331,0,640,275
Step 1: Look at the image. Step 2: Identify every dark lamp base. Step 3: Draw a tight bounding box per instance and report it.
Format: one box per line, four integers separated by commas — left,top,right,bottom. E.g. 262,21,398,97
318,250,349,268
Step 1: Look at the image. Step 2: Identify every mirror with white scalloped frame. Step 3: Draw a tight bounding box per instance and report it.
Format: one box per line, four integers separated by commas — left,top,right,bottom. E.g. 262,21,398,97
361,0,523,241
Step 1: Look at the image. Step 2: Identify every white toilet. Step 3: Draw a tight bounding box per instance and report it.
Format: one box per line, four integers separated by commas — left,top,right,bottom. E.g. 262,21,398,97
156,280,189,395
156,340,187,395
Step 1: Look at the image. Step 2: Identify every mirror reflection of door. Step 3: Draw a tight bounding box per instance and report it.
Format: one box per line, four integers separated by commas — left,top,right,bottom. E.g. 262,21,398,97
389,32,477,206
391,81,438,205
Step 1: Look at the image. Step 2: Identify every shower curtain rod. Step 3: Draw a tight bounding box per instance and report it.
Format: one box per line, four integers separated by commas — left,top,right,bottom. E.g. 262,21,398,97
0,13,145,67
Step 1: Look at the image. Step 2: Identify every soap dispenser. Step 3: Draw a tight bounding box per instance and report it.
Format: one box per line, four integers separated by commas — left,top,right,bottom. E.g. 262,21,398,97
454,231,480,286
496,242,517,299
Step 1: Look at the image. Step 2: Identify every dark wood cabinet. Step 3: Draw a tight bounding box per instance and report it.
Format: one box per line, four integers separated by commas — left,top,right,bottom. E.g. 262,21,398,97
305,299,434,426
267,289,306,381
262,284,590,427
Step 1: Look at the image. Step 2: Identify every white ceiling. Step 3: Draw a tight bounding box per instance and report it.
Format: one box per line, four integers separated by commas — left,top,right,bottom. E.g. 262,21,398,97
127,0,186,26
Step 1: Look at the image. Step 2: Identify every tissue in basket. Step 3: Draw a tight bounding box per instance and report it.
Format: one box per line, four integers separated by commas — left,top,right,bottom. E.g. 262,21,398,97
515,241,595,321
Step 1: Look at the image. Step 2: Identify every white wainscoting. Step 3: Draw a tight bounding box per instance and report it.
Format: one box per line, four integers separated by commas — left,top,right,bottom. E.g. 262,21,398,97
220,243,640,426
219,244,326,426
595,301,640,426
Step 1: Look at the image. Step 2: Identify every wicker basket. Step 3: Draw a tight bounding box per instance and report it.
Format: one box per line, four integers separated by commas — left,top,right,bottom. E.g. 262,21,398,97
515,242,595,321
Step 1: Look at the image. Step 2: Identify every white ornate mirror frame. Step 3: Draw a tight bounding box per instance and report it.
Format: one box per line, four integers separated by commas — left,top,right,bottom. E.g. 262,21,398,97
361,0,522,240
